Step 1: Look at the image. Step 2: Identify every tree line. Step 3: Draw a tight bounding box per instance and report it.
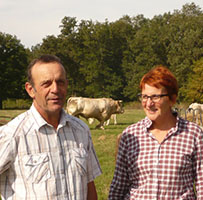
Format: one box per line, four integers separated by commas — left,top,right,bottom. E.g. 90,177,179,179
0,3,203,109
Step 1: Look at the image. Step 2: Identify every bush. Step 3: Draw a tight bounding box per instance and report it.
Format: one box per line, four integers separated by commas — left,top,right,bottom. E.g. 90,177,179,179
3,99,32,109
124,101,142,109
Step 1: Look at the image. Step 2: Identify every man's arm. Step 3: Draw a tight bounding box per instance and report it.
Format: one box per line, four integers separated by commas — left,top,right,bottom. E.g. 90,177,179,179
0,128,15,174
87,181,97,200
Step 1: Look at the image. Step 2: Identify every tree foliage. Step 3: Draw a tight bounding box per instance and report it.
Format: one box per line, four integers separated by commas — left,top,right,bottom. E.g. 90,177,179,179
0,3,203,104
0,32,28,108
184,58,203,103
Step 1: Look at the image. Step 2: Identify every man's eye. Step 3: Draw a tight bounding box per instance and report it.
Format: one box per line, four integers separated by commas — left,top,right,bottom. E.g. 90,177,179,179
42,81,51,87
59,81,65,85
57,80,65,86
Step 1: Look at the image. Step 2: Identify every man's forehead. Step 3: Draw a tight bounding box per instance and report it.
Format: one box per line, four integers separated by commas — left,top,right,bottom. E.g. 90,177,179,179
32,62,66,81
33,61,63,72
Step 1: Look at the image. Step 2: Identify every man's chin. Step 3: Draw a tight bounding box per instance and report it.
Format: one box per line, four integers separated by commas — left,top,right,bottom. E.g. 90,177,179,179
49,104,63,112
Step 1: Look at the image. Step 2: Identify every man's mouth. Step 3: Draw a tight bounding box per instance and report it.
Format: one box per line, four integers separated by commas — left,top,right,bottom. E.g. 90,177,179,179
49,98,61,103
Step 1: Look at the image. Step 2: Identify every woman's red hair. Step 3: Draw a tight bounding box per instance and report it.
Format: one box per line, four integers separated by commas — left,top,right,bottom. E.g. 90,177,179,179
140,65,178,99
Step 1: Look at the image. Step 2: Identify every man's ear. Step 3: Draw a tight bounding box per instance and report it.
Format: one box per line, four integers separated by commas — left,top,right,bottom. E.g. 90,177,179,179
25,82,35,99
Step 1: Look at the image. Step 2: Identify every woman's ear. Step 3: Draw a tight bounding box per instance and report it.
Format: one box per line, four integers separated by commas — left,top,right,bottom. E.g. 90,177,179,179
25,82,35,99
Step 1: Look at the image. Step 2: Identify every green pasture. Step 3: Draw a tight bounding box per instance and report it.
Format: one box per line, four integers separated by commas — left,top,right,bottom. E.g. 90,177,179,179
0,108,145,199
89,109,146,199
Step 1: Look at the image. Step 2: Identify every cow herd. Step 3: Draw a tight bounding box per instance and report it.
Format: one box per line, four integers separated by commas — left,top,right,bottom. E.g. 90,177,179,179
66,97,203,129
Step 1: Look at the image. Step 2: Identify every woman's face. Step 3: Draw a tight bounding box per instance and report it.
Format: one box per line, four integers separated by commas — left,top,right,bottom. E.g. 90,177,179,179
141,84,176,123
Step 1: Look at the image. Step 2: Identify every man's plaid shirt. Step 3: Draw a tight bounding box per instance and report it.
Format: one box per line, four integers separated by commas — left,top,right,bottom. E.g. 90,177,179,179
109,116,203,200
0,105,102,200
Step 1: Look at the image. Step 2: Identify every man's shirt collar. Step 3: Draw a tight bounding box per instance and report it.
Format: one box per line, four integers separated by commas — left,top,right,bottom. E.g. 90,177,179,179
30,104,71,131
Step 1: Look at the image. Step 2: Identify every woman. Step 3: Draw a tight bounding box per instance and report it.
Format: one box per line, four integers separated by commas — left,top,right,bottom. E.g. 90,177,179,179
108,65,203,199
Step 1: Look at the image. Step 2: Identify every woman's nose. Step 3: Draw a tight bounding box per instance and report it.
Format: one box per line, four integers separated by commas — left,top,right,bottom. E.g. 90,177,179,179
145,97,154,106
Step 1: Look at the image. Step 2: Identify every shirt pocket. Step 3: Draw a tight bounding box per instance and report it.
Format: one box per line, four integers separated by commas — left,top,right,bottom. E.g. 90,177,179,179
21,153,51,184
69,147,88,176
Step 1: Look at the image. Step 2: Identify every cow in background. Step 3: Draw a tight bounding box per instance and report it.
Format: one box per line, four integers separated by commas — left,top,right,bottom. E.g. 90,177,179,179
187,103,203,125
88,114,117,126
66,97,124,129
188,103,203,114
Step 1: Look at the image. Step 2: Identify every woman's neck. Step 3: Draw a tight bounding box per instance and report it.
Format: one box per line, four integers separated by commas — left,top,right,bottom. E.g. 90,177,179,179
151,112,177,132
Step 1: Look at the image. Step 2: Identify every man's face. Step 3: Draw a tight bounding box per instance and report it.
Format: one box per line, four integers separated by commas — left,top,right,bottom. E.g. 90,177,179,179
26,62,68,118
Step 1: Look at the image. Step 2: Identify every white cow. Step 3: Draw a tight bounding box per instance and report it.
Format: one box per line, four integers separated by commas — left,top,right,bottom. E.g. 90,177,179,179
188,103,203,124
66,97,124,129
105,114,117,126
188,103,203,114
88,114,117,126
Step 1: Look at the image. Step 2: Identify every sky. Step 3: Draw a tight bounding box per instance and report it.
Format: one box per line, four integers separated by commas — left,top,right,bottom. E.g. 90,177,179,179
1,0,202,49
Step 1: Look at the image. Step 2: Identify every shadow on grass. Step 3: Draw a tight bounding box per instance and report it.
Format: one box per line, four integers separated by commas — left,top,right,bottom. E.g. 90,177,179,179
89,122,133,130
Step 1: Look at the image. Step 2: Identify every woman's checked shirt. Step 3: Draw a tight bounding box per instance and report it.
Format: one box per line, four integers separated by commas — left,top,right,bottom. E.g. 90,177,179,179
109,116,203,200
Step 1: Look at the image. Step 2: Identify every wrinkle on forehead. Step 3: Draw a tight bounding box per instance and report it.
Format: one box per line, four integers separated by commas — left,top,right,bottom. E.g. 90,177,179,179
31,62,66,85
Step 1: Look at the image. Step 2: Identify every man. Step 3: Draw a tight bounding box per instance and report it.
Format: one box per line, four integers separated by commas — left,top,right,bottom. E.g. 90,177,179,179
0,55,102,200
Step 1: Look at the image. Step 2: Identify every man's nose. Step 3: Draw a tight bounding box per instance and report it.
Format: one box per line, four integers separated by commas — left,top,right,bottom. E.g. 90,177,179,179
51,82,59,92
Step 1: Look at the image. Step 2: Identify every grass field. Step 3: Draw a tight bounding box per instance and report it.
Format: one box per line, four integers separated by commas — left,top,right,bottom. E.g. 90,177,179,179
90,109,145,199
0,108,145,200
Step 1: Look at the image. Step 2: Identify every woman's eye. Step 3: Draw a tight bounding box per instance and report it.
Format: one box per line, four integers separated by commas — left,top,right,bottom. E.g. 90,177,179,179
152,96,159,100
